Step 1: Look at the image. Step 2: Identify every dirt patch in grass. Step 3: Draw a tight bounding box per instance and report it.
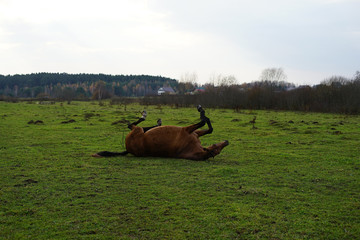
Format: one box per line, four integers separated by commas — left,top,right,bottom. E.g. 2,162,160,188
61,119,76,124
14,179,38,187
112,119,129,125
27,120,44,124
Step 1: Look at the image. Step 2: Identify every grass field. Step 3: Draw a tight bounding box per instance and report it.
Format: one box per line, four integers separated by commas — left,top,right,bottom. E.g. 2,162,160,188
0,101,359,239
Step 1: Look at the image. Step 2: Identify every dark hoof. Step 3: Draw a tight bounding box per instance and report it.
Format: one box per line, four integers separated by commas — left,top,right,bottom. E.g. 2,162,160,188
224,140,229,146
141,110,147,119
197,105,204,113
197,105,206,120
157,118,162,126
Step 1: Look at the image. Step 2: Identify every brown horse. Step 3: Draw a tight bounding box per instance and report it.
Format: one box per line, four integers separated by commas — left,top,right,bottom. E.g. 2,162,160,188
92,106,229,160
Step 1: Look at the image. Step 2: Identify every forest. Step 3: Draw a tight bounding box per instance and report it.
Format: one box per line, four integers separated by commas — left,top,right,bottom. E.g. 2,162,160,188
0,73,177,99
1,71,360,114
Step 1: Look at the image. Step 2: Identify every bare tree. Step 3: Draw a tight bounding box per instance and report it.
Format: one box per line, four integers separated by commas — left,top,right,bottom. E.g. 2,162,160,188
180,72,198,84
354,71,360,81
321,75,350,86
178,72,198,94
259,67,287,82
209,74,237,86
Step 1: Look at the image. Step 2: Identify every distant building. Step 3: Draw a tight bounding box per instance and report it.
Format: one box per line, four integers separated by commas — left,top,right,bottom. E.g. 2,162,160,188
193,87,205,94
158,87,175,95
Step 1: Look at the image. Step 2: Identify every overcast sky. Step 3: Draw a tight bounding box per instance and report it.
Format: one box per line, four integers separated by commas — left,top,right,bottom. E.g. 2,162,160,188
0,0,359,85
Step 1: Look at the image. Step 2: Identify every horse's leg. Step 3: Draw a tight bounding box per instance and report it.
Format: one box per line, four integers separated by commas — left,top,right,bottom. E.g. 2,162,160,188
184,120,206,134
142,119,162,133
185,105,213,135
128,111,161,133
195,116,213,137
127,111,147,130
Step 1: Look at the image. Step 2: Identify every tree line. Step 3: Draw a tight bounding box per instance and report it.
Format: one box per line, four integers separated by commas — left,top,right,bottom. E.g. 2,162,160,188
0,73,177,99
1,71,360,114
141,71,360,114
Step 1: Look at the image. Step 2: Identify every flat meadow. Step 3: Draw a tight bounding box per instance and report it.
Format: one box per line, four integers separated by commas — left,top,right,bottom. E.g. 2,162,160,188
0,101,359,239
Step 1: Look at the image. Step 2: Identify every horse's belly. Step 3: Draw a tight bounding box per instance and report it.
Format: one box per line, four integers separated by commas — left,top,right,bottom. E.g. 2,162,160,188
142,126,198,157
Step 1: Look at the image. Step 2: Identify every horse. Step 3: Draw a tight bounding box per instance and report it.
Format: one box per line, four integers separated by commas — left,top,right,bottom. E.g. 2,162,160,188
92,106,229,160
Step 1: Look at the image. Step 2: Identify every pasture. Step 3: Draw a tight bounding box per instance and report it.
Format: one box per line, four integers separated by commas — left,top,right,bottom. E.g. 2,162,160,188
0,101,359,239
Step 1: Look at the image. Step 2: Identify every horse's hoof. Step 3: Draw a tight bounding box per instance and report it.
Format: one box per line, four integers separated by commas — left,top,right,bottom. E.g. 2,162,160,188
224,140,229,146
197,105,203,112
157,118,162,126
141,110,147,119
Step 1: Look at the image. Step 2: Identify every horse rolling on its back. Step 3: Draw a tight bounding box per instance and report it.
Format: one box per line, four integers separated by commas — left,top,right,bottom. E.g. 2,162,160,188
92,106,229,160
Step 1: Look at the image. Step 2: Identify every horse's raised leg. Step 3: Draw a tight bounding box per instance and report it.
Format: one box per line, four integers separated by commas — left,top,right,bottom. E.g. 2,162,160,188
185,105,213,136
128,111,162,133
184,120,206,134
195,114,213,137
128,111,147,130
143,119,162,133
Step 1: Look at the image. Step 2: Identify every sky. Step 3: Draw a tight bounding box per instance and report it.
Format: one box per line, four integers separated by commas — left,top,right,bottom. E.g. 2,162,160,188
0,0,359,85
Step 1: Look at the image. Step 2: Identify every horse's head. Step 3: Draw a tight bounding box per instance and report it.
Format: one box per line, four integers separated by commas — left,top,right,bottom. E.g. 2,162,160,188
207,140,229,158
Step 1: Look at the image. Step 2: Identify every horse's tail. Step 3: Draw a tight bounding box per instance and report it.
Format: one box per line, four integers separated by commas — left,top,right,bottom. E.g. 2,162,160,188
92,151,129,157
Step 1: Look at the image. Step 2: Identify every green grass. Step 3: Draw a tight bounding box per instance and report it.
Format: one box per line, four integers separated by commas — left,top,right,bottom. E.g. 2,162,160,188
1,101,359,239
